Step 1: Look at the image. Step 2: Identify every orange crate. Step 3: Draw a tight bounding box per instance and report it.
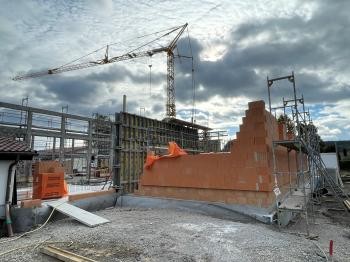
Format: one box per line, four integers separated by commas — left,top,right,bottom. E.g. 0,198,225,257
33,172,66,199
33,161,65,175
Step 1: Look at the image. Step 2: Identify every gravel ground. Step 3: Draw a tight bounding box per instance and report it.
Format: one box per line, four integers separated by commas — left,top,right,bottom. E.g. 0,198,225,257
1,205,349,262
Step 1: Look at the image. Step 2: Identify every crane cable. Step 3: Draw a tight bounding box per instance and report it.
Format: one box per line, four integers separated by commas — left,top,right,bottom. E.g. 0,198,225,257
58,46,107,69
109,25,181,46
148,56,152,96
186,27,196,124
57,24,185,69
127,25,184,54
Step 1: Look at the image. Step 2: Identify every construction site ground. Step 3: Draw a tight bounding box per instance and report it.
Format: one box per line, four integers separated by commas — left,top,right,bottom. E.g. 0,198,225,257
1,198,349,262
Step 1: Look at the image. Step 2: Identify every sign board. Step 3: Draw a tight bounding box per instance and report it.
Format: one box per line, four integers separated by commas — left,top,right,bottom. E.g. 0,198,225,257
273,187,281,196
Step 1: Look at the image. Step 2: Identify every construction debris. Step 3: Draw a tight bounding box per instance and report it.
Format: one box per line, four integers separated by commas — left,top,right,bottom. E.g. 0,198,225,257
41,245,98,262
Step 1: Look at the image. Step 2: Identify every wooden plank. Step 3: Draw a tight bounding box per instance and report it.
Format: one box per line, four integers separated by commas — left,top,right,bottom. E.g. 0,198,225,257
46,200,110,227
68,189,115,202
41,245,98,262
344,200,350,211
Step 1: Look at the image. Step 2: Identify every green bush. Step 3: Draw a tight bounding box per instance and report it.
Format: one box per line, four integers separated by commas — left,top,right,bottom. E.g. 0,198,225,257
339,160,350,171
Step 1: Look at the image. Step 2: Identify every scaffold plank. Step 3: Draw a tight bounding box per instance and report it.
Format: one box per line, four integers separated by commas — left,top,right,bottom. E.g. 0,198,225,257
46,200,110,227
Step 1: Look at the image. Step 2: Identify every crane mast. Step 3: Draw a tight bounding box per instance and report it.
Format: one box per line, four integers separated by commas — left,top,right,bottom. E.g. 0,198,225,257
167,51,175,117
13,23,189,118
165,22,188,118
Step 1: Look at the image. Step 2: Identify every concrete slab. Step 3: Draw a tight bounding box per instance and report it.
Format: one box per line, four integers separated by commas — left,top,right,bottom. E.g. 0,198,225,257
117,194,275,224
9,192,116,233
279,188,311,211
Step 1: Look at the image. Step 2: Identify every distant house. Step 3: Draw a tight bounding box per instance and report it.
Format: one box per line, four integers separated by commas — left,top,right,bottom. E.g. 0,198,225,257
323,140,350,171
320,152,342,186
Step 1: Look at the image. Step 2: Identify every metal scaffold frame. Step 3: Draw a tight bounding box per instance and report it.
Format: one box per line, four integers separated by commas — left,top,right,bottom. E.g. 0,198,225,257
267,72,350,235
267,73,316,235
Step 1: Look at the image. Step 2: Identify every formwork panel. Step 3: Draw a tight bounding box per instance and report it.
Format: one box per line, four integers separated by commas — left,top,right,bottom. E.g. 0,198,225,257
115,112,204,193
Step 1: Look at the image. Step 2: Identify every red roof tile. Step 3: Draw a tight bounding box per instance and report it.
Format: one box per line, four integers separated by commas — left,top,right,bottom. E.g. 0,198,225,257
0,136,35,153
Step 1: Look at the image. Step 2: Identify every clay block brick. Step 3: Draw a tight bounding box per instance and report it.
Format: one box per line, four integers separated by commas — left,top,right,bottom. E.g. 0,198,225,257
261,194,275,207
246,112,265,121
33,161,65,175
258,183,273,191
21,199,42,208
236,196,248,205
248,100,265,110
138,186,278,208
254,137,266,145
138,99,303,209
236,135,254,145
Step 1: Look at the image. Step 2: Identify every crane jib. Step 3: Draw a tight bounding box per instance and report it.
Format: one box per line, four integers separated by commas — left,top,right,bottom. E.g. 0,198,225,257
12,23,189,118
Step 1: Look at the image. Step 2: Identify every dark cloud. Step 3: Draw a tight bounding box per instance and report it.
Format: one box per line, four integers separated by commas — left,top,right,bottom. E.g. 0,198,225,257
1,0,350,139
152,103,163,114
39,76,100,103
174,0,350,106
13,0,350,112
28,63,166,115
86,64,165,85
91,99,121,116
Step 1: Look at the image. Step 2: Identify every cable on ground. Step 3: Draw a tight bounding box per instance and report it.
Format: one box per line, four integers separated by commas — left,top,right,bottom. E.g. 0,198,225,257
0,201,66,244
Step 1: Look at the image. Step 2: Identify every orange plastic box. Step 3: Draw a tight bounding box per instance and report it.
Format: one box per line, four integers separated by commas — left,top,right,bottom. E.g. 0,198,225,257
33,172,66,199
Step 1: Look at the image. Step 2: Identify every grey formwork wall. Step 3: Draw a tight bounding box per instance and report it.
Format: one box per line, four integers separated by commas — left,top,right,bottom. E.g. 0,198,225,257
114,112,201,193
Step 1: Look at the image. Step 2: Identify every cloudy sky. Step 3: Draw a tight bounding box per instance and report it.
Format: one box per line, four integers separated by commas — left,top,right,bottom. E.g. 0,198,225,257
1,0,349,141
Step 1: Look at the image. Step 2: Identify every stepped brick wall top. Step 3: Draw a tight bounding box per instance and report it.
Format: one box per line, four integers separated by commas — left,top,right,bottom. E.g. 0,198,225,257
137,101,302,208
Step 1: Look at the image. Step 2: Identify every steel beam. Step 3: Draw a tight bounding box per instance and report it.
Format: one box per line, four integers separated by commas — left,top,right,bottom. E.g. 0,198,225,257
59,115,66,163
87,120,93,182
26,110,33,146
0,101,91,121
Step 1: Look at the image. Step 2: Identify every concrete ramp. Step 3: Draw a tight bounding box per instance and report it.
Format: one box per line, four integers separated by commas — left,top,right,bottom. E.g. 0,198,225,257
47,200,110,227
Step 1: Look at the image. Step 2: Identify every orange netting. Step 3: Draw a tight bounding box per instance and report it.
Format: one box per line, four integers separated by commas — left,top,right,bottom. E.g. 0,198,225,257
144,142,187,169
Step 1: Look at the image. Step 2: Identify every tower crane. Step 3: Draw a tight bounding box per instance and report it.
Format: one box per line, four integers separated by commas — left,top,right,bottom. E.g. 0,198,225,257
13,23,188,118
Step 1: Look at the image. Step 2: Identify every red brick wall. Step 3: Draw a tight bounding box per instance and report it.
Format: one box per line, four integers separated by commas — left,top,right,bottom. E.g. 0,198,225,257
137,100,302,208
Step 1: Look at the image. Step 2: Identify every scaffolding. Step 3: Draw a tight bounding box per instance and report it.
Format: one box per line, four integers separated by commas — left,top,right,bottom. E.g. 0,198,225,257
267,72,350,235
92,113,113,180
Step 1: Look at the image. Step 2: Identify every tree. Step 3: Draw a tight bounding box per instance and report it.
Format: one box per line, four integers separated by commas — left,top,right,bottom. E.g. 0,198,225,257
277,114,295,134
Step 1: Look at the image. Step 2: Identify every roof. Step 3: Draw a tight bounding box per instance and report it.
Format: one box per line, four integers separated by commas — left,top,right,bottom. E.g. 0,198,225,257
0,136,37,160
